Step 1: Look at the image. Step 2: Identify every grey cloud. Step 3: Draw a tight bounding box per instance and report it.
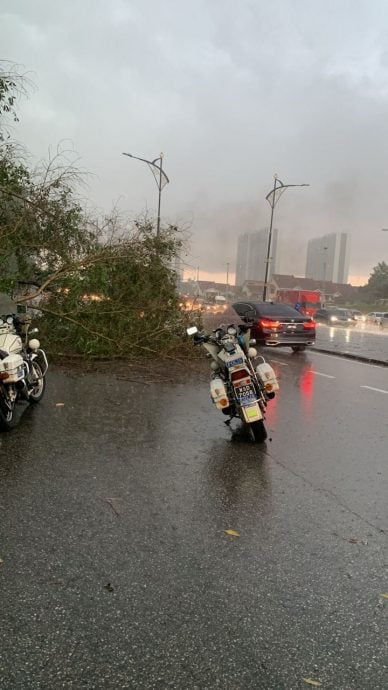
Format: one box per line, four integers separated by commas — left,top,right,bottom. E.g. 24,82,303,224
2,0,388,281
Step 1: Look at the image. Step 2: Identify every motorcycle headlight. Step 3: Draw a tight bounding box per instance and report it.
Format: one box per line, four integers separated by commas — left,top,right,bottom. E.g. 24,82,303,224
28,338,40,350
227,326,237,336
6,316,13,325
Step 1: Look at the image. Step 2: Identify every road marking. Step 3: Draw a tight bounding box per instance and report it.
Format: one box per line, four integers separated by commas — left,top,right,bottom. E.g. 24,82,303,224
268,359,289,366
309,351,387,369
312,371,336,379
360,385,388,395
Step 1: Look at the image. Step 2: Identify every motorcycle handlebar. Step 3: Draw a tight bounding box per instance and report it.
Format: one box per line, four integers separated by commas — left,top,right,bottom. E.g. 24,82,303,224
193,332,218,345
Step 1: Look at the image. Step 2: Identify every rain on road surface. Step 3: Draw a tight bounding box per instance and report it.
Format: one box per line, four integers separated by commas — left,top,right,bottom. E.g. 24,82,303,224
0,351,387,689
315,322,388,362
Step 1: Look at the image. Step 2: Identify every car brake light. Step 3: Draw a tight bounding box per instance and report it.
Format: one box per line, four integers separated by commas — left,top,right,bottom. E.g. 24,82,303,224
303,321,316,329
259,319,280,329
231,369,250,382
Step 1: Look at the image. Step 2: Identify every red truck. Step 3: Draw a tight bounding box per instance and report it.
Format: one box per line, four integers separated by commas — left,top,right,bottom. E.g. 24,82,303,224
275,289,322,317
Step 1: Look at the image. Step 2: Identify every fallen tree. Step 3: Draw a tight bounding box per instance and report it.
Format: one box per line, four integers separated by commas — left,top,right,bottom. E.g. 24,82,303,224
1,61,198,359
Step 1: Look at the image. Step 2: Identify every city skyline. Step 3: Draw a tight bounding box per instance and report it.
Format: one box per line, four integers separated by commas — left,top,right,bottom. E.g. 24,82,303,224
306,232,350,284
184,228,363,286
235,228,279,287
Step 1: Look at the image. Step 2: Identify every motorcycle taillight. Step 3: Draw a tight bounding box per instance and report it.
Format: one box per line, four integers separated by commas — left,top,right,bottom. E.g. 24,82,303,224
230,369,250,382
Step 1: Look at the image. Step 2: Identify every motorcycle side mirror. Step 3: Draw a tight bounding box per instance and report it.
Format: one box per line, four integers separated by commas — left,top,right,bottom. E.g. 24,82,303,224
249,339,256,345
29,328,39,335
186,326,198,336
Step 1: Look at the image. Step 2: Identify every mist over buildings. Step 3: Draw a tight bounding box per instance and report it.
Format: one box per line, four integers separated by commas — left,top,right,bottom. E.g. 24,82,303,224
2,0,388,283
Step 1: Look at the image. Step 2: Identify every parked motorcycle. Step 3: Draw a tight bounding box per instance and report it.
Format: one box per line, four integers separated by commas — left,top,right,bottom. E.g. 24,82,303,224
187,322,279,442
0,311,48,431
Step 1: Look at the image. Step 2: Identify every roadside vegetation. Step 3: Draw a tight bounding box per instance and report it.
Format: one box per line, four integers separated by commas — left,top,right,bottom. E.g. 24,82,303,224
0,62,200,359
338,263,388,313
357,262,388,307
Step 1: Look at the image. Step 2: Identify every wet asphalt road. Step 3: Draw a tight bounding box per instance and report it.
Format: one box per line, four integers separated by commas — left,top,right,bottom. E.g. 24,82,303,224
0,352,387,690
314,323,388,362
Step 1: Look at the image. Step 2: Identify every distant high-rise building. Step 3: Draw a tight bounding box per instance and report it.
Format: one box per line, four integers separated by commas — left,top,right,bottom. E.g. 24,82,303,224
305,232,350,284
235,228,278,287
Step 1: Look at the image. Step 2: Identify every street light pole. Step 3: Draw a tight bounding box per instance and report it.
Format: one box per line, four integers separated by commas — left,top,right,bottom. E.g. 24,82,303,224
122,151,169,237
156,153,164,237
263,185,277,302
322,245,328,305
262,175,310,301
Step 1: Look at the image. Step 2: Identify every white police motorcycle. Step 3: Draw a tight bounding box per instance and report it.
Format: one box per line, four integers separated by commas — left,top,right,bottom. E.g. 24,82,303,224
0,307,48,431
187,322,279,442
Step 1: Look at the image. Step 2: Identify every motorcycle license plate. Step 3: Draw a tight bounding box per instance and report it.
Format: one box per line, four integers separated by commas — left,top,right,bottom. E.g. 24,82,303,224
235,383,257,406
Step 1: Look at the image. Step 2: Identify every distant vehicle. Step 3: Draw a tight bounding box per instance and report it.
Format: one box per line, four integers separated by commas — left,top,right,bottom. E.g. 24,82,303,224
275,289,322,317
366,311,384,325
315,308,356,326
348,309,366,322
379,312,388,329
232,301,316,352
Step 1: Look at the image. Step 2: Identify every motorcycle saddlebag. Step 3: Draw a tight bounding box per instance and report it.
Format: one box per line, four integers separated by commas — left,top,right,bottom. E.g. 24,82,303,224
0,353,25,382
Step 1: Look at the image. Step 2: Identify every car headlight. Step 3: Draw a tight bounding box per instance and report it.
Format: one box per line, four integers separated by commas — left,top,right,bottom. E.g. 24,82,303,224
330,316,338,322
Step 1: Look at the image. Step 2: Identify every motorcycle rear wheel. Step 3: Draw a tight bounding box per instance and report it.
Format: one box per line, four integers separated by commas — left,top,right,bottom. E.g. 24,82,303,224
28,361,46,403
249,420,267,443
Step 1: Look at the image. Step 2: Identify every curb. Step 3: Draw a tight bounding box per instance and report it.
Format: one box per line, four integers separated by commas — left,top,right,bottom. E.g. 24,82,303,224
312,347,388,367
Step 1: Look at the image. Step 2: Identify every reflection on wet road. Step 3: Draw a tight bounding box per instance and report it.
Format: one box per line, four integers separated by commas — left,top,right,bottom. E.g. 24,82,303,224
315,322,388,361
0,355,386,689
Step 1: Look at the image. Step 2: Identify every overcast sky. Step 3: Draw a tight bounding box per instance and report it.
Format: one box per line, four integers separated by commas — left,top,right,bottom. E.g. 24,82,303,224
2,0,388,284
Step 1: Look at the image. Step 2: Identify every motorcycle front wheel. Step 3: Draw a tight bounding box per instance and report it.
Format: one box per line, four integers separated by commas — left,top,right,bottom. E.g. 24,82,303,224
28,361,46,403
249,420,267,443
0,397,17,431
